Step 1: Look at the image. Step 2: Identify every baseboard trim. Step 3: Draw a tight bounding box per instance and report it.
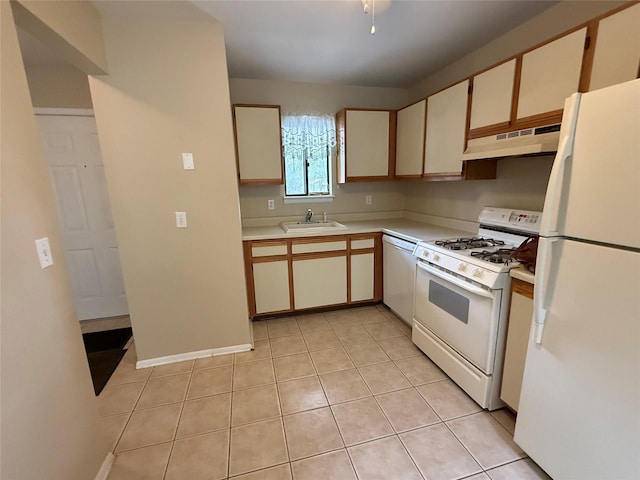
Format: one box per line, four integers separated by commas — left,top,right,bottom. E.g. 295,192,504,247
136,343,253,369
94,452,115,480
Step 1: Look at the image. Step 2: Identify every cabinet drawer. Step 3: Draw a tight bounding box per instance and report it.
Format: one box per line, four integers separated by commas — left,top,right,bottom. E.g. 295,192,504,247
351,238,375,250
252,243,288,257
292,240,347,254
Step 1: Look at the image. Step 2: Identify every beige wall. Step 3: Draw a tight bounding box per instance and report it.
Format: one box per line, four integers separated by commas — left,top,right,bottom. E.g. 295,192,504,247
25,64,93,108
230,78,409,220
11,0,108,74
405,156,554,222
89,7,250,361
1,2,109,478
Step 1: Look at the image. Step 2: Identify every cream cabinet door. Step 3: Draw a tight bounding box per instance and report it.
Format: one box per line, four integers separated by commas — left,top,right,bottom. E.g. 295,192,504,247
424,80,469,175
253,260,290,314
589,4,640,92
501,289,534,412
395,100,426,177
234,105,283,184
351,253,374,302
345,110,390,178
470,59,516,130
293,256,347,309
517,28,586,119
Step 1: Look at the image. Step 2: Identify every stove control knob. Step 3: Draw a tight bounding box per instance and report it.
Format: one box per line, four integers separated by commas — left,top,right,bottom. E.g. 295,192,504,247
458,263,467,272
472,268,483,278
433,254,441,262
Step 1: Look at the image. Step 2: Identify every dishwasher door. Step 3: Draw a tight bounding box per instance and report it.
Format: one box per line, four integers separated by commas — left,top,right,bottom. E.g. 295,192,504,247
382,235,417,325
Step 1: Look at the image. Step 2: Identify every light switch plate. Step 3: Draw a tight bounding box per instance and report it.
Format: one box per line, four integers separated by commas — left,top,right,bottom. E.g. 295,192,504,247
365,195,372,205
182,153,194,170
268,199,275,210
35,237,54,269
175,211,188,228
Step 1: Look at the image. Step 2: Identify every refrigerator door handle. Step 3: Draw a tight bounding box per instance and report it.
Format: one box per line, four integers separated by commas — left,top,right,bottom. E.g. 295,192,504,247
539,93,581,237
532,237,558,344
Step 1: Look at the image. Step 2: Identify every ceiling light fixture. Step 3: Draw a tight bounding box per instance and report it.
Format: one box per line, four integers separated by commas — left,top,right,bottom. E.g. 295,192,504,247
362,0,376,35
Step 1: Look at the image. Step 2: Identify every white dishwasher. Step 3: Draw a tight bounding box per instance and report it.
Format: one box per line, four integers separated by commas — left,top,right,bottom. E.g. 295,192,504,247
382,234,417,325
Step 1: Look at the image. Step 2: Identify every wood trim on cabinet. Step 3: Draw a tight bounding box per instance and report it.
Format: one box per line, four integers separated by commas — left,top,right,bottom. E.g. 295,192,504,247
291,235,348,246
512,110,564,131
374,233,383,301
287,241,295,311
335,109,346,184
242,241,257,317
345,175,394,182
468,122,512,140
346,237,352,303
251,255,289,264
511,277,534,299
578,20,599,93
464,78,473,151
422,172,464,182
388,110,397,179
394,174,424,180
509,56,523,127
250,239,289,248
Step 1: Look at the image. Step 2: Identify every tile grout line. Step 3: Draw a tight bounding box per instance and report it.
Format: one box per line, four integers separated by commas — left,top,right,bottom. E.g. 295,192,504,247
227,351,237,479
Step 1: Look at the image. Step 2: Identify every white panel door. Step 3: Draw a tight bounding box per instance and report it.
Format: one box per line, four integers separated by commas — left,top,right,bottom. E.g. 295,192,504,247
37,114,128,320
424,80,469,175
293,256,347,309
253,260,290,314
589,4,640,92
470,59,516,129
350,253,374,302
345,110,390,178
234,106,283,182
517,28,586,119
395,100,426,176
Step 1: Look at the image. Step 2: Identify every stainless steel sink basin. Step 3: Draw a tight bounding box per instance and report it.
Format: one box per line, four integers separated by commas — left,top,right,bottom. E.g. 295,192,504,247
280,220,347,234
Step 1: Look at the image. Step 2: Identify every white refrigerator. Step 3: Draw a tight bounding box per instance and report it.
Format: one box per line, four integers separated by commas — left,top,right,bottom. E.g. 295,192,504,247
514,79,640,479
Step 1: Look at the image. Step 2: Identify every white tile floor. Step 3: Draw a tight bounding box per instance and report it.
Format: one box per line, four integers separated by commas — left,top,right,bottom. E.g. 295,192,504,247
99,305,551,480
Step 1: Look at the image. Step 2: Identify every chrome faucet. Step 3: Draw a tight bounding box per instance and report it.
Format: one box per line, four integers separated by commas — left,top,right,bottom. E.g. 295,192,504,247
305,209,313,223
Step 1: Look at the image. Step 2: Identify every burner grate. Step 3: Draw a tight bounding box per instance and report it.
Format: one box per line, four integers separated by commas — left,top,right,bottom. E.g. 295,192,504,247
435,237,506,251
470,248,517,264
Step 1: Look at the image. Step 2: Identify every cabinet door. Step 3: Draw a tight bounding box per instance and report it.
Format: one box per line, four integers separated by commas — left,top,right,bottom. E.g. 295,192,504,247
501,283,534,412
589,4,640,92
253,260,290,314
293,256,347,309
517,28,586,120
233,105,283,184
424,80,469,175
395,100,426,177
345,110,391,179
351,253,374,302
470,59,516,130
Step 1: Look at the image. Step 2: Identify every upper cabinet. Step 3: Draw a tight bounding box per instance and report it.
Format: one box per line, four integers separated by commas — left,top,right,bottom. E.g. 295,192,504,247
516,28,587,122
233,105,283,185
469,59,516,132
424,80,469,177
336,109,395,183
395,99,426,178
588,3,640,92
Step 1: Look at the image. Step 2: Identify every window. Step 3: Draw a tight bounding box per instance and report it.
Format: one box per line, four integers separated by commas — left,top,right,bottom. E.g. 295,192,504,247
282,115,336,198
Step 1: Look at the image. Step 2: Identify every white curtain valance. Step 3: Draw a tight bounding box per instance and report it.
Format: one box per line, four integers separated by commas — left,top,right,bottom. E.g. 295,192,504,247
281,115,337,155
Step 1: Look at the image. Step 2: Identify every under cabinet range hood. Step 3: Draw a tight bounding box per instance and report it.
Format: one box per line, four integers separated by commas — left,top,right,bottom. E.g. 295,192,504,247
462,123,561,161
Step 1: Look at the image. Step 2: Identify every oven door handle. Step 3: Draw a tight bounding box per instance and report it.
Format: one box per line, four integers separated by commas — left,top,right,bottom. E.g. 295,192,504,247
417,260,495,299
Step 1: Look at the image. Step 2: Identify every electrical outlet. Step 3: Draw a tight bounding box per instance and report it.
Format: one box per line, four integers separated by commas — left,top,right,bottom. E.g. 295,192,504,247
268,199,275,210
175,211,188,228
182,153,194,170
365,195,372,205
35,237,54,269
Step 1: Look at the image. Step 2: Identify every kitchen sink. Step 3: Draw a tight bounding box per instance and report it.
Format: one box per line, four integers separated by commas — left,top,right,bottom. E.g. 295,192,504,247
280,220,347,233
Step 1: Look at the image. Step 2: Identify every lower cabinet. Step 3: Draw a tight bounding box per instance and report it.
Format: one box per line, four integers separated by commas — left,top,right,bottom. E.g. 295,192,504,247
293,256,347,309
243,233,381,317
500,277,534,412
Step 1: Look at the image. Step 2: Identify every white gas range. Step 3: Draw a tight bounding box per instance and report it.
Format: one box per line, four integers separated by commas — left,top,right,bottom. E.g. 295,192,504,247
411,207,541,410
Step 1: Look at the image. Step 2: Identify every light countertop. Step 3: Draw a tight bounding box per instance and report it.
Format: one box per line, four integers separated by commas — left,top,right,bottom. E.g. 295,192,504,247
242,218,472,244
510,266,535,285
